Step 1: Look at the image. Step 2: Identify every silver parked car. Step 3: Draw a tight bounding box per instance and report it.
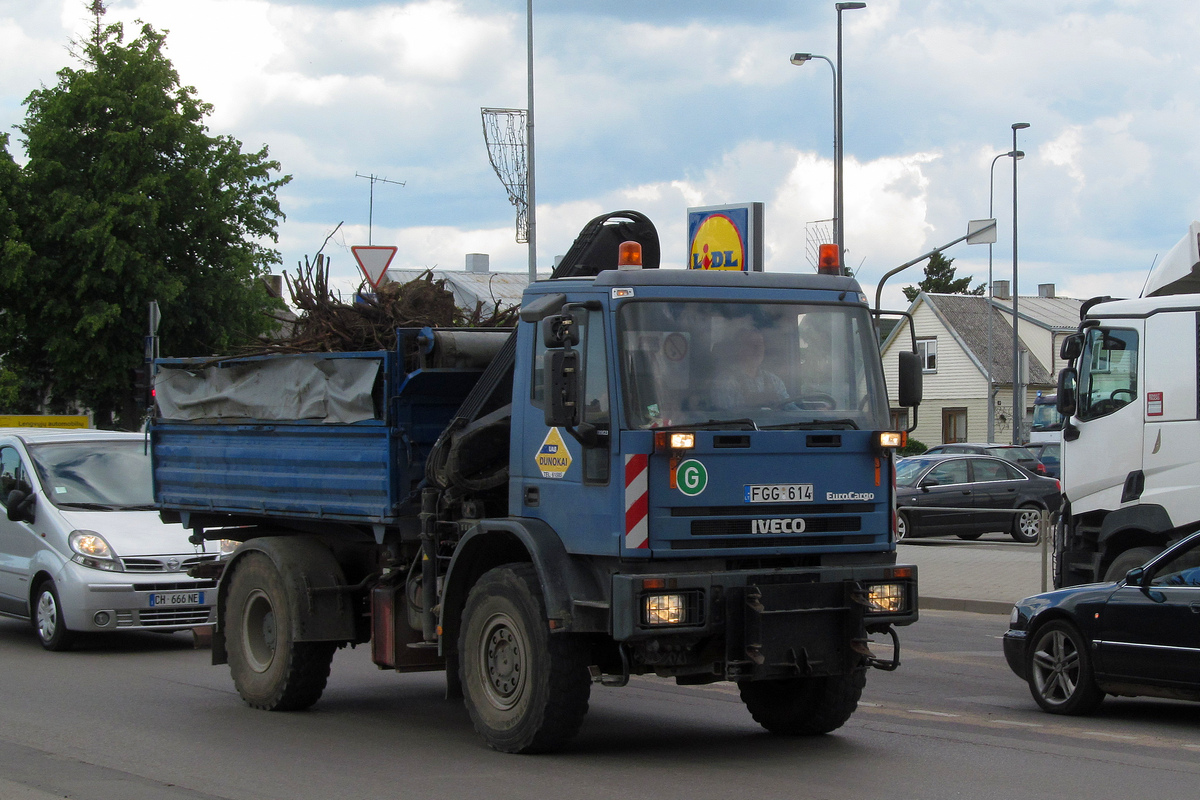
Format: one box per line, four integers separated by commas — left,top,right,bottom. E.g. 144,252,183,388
0,428,226,650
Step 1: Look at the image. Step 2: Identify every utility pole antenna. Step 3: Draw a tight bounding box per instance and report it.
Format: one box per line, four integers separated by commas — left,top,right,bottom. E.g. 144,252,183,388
355,173,406,245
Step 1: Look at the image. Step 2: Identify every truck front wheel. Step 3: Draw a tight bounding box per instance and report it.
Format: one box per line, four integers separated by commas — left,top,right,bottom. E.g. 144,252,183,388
459,563,591,753
738,668,866,735
225,553,336,711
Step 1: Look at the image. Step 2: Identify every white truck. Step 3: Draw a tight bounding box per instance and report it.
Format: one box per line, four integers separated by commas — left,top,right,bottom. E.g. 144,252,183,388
1055,221,1200,586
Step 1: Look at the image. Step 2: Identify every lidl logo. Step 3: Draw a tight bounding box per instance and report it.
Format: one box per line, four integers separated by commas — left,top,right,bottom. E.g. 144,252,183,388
535,428,572,479
689,214,744,271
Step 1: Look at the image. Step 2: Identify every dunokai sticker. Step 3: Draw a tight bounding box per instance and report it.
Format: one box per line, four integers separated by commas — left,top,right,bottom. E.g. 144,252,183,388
535,428,572,478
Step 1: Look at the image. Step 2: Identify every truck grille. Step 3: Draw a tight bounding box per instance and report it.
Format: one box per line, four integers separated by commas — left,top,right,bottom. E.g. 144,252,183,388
671,534,876,550
690,517,862,536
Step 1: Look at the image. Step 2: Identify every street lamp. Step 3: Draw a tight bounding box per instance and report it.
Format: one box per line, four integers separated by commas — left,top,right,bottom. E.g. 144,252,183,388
789,52,836,250
1010,122,1030,444
986,148,1024,443
835,1,866,273
526,0,537,282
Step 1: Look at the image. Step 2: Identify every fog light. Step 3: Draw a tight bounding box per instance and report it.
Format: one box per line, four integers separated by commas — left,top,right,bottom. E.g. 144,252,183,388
878,431,906,449
643,593,688,626
866,583,905,613
93,611,112,626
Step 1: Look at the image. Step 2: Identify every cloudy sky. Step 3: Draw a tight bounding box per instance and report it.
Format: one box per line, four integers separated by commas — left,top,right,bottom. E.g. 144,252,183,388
2,0,1198,306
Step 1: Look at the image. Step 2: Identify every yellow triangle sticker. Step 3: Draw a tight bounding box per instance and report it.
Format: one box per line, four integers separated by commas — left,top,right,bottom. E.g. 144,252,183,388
535,428,572,479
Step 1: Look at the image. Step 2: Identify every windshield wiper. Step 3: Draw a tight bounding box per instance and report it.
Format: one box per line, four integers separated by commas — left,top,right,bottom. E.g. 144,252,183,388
656,418,759,431
57,502,116,511
115,503,159,511
761,418,860,431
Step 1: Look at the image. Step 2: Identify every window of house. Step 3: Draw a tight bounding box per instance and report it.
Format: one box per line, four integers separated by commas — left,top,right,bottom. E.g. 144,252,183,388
941,407,967,443
917,339,937,373
890,408,909,431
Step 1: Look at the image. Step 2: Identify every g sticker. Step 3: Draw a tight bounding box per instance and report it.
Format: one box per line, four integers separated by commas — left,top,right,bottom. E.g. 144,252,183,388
677,459,708,496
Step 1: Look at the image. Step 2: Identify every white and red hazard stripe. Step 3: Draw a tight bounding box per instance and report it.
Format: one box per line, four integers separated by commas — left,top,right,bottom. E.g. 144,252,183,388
624,453,649,549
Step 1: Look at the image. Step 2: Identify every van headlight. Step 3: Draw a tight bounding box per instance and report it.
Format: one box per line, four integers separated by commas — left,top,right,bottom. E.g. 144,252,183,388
864,582,906,613
68,530,122,571
641,591,703,626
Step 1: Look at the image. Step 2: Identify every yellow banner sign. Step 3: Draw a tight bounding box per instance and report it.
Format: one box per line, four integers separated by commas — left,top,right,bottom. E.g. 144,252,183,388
0,415,90,429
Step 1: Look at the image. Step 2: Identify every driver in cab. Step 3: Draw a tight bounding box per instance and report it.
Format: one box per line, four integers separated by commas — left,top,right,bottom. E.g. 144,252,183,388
712,329,790,410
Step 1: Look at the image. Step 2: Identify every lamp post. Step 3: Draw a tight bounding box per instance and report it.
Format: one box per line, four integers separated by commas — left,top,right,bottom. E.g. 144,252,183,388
835,2,866,272
986,148,1024,443
1010,122,1030,444
789,52,836,248
526,0,537,282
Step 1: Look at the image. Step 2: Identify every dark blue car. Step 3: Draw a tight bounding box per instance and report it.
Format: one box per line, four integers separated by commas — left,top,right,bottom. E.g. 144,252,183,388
1003,530,1200,714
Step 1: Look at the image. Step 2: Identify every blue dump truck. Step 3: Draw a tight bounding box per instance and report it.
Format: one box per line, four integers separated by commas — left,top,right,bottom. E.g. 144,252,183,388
151,212,923,753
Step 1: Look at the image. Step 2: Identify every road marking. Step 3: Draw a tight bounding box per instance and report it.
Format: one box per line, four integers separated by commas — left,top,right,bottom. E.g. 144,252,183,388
991,719,1043,727
907,709,961,717
1084,731,1140,740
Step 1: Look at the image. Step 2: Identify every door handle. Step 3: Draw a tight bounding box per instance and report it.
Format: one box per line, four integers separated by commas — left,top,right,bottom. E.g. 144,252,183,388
1190,601,1200,614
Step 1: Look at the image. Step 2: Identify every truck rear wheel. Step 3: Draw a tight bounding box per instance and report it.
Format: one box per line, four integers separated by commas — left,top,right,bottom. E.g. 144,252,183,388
226,553,336,711
458,563,591,753
738,668,866,735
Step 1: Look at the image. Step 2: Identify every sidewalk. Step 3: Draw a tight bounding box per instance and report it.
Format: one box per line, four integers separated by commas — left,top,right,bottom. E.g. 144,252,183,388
898,536,1054,615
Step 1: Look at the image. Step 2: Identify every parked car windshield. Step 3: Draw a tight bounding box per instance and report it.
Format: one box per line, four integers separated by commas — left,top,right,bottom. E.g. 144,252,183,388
896,457,940,487
26,440,154,509
617,300,890,431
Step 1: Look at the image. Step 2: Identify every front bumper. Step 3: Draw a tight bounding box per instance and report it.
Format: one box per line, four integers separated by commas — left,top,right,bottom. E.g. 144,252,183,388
1002,629,1028,679
56,560,216,632
610,564,917,681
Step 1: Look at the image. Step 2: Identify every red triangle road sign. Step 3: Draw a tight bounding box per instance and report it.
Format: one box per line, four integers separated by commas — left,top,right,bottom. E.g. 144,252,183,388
351,246,398,288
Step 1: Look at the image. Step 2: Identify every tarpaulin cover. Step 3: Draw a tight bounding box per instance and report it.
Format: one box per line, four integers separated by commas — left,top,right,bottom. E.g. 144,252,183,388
155,355,382,423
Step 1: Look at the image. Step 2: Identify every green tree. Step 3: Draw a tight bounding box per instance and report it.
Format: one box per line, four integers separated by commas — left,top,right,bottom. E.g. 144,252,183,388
1,13,289,428
0,133,40,412
902,252,985,302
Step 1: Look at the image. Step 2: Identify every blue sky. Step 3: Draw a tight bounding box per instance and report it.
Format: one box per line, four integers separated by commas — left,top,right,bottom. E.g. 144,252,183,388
3,0,1199,306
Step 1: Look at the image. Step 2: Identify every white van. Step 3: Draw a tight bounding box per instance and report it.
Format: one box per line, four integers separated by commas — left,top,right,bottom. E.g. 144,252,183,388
0,428,226,650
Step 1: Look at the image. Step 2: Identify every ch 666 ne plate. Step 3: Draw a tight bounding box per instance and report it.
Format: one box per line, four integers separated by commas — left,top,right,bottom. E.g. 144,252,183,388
744,484,814,503
149,591,204,607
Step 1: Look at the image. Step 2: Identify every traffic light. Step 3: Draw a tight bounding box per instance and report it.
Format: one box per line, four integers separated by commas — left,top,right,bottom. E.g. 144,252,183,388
131,365,152,409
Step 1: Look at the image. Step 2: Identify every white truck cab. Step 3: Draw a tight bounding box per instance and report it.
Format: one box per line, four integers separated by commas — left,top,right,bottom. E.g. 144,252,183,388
1056,222,1200,585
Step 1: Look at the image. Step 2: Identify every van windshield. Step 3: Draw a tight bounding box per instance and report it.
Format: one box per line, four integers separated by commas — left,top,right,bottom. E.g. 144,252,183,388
26,440,154,509
616,300,890,431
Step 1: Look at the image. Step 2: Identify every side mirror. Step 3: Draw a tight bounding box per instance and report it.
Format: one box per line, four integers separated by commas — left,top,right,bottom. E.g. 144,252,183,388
918,477,938,489
1060,333,1083,361
6,489,34,523
1124,566,1146,587
544,349,581,428
541,313,580,349
897,350,923,408
1056,368,1077,417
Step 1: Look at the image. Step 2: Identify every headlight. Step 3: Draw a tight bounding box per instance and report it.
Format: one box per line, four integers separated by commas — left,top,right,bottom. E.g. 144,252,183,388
68,530,122,572
1009,606,1021,627
219,538,240,556
865,582,905,613
641,591,702,626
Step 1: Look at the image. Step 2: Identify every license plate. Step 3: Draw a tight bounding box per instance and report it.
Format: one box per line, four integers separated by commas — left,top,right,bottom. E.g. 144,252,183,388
149,591,205,607
744,484,814,503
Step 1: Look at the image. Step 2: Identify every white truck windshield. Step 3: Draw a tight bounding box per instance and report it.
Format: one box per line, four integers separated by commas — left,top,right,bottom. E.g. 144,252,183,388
617,300,890,430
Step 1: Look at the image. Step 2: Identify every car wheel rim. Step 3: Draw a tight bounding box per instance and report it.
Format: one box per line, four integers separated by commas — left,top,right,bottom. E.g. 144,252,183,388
897,516,907,541
1019,511,1040,539
1031,629,1080,705
242,589,277,673
478,611,528,712
36,590,57,642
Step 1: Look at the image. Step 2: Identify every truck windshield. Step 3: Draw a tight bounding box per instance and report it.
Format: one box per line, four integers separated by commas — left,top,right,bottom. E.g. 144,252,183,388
617,300,890,430
26,440,154,510
1031,398,1062,432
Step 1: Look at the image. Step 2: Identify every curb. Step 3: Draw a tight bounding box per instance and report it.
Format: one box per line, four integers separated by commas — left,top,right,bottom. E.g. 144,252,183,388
920,596,1013,616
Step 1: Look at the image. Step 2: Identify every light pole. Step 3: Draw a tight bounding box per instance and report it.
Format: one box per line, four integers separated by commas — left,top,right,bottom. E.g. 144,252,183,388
986,148,1023,443
525,0,537,282
1010,122,1030,444
835,1,866,273
789,52,836,248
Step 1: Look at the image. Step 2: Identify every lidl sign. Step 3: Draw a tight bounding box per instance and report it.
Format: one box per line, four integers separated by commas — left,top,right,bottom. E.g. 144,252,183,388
687,202,764,272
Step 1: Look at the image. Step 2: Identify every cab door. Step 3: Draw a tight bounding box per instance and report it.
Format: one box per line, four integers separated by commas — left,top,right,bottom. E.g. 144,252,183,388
513,306,619,556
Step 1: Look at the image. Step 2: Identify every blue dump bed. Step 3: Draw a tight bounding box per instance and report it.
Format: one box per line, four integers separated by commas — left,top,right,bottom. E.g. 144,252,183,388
151,348,487,526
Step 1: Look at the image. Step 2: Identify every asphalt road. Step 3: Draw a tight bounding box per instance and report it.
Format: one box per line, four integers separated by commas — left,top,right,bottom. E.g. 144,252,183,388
1,607,1197,800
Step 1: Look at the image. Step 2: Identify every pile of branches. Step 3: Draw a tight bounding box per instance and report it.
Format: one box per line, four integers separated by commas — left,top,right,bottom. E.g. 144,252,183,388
249,253,518,355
